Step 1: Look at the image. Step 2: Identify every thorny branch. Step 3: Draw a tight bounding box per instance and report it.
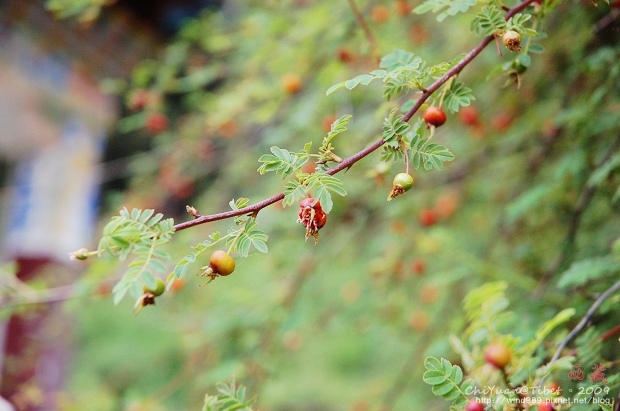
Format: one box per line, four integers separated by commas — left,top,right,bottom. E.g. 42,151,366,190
173,0,538,233
538,278,620,388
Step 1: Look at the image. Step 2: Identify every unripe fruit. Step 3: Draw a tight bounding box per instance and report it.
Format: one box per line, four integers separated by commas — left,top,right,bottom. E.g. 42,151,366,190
387,172,414,200
146,112,168,133
465,400,485,411
209,250,236,276
282,73,303,94
143,278,166,297
502,30,521,52
484,341,511,369
418,208,438,227
423,106,447,127
371,5,390,22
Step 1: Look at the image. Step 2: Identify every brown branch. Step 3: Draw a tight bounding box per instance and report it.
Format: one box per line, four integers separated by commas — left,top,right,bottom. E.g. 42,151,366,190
535,134,620,294
538,278,620,388
0,284,81,310
346,0,378,57
173,0,537,233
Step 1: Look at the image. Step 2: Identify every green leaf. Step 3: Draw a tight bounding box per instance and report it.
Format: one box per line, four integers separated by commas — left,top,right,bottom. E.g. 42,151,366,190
382,109,411,146
305,174,347,213
283,179,308,208
588,153,620,188
408,141,454,171
558,255,620,288
423,357,468,405
414,0,477,20
326,73,382,95
470,5,505,36
380,49,422,72
257,146,308,178
443,82,475,113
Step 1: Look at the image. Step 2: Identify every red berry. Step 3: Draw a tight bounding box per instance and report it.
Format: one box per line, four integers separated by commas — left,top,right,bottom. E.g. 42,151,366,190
423,106,447,127
298,197,327,243
209,250,236,276
299,197,323,213
484,341,511,369
128,89,151,111
492,112,514,133
538,402,554,411
418,208,438,227
395,0,410,16
466,400,485,411
459,106,480,126
146,112,168,133
336,47,354,63
316,210,327,229
412,258,426,276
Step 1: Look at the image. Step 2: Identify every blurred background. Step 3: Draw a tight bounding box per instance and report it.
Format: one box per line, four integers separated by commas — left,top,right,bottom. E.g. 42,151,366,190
0,0,619,410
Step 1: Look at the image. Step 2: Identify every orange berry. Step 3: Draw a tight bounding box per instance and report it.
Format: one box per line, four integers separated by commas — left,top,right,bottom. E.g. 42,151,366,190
282,73,303,94
371,5,390,22
395,0,410,16
419,285,440,304
170,278,185,292
434,191,459,219
409,24,429,45
484,341,512,369
409,310,429,331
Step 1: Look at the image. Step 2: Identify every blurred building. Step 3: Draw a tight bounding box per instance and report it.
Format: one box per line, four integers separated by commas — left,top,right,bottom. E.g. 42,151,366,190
0,1,217,409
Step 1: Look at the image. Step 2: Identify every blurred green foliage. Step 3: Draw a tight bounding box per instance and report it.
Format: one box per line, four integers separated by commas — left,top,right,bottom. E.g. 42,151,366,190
27,0,620,409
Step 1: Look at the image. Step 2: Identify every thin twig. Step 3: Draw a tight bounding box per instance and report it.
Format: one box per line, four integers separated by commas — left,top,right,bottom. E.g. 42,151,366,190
346,0,378,56
0,284,81,309
535,134,620,294
538,278,620,388
172,0,537,233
